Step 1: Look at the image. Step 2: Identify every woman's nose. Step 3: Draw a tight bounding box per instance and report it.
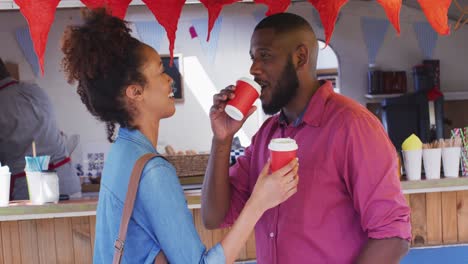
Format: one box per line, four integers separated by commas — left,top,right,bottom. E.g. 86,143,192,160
166,74,173,83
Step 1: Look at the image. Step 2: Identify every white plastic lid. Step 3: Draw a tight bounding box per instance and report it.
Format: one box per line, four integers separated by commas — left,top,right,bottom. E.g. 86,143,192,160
238,77,261,95
268,138,298,151
225,105,244,121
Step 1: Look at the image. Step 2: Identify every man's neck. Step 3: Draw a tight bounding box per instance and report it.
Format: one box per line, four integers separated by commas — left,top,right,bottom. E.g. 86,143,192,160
282,79,321,123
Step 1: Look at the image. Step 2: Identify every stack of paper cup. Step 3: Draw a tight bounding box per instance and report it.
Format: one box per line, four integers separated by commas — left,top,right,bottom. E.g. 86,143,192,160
26,171,46,205
402,150,422,181
423,148,441,180
0,165,11,207
442,147,461,178
401,134,423,181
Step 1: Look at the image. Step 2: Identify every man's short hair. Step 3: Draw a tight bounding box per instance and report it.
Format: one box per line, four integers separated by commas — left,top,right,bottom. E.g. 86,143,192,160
254,13,314,34
0,58,11,79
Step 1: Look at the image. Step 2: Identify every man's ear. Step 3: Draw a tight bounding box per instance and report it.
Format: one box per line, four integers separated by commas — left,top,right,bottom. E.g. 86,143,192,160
295,44,309,70
125,84,144,101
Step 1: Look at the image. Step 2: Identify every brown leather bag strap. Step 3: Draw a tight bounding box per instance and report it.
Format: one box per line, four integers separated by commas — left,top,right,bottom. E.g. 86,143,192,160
112,153,168,264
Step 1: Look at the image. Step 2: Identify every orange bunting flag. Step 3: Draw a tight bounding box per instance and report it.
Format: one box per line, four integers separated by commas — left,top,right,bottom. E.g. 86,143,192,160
14,0,60,75
143,0,186,66
80,0,132,19
417,0,451,35
376,0,402,34
254,0,291,16
308,0,349,45
200,0,239,41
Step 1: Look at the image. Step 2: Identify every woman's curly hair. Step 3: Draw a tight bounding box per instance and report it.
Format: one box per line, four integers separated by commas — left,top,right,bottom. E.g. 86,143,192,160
61,8,146,142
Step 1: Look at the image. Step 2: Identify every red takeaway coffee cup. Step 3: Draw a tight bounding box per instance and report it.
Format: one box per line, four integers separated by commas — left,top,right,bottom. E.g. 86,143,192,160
225,77,261,121
268,138,298,172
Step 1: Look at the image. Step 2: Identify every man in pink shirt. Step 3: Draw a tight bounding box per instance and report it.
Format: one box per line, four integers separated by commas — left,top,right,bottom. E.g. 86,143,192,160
202,13,411,263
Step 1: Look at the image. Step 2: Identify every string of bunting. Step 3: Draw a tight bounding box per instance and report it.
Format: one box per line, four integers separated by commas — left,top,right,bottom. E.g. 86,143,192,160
361,17,389,64
413,21,439,59
360,18,440,64
191,16,223,65
15,27,40,77
134,21,164,51
13,0,452,75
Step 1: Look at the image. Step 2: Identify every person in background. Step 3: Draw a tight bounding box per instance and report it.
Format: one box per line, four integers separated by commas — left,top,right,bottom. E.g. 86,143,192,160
202,13,411,264
0,58,81,200
61,8,298,263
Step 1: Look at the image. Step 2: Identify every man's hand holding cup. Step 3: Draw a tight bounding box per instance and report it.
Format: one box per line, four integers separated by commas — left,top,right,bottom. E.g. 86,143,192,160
210,78,260,142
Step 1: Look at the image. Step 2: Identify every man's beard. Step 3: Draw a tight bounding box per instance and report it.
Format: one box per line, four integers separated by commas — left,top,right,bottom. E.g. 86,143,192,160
262,56,299,115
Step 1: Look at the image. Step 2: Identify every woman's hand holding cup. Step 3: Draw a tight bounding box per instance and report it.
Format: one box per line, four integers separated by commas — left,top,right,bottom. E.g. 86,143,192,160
249,158,299,212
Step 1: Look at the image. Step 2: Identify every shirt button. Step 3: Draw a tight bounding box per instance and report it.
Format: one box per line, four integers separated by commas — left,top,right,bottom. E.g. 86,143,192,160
269,232,275,238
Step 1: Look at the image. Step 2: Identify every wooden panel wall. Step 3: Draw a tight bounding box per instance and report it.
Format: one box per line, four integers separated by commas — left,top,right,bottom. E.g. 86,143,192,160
0,216,93,264
0,209,256,264
192,209,256,261
408,190,468,247
1,191,467,263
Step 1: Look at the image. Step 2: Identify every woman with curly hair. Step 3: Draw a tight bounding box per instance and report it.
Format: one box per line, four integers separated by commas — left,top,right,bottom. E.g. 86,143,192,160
61,8,298,264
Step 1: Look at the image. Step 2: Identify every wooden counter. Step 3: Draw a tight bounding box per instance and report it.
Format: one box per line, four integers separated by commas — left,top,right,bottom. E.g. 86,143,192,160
399,178,468,247
402,178,468,247
1,177,467,263
402,177,468,194
0,190,255,263
0,190,202,222
0,198,98,221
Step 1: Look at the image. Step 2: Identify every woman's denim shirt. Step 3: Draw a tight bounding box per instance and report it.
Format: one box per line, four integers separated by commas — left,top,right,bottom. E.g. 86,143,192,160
93,128,225,263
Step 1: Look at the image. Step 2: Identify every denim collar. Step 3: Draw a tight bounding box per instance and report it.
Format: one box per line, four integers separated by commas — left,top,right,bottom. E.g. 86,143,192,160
117,127,158,153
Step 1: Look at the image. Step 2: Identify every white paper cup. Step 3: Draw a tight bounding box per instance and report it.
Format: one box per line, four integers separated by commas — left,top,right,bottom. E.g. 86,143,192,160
26,171,46,205
402,149,422,181
423,148,441,180
442,147,461,178
26,171,59,205
0,172,11,207
26,171,45,205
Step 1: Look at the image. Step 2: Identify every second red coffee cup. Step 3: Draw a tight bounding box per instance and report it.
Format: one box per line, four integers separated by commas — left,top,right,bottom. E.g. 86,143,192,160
225,77,261,121
268,138,298,172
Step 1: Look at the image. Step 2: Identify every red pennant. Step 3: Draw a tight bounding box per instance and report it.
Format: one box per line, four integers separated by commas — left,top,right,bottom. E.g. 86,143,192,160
80,0,132,19
200,0,238,41
189,26,198,39
308,0,348,45
417,0,451,35
143,0,186,66
376,0,402,34
14,0,60,75
254,0,291,16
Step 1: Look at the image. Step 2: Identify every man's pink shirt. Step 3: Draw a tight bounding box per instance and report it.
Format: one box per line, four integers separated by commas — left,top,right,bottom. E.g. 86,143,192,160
224,81,411,263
